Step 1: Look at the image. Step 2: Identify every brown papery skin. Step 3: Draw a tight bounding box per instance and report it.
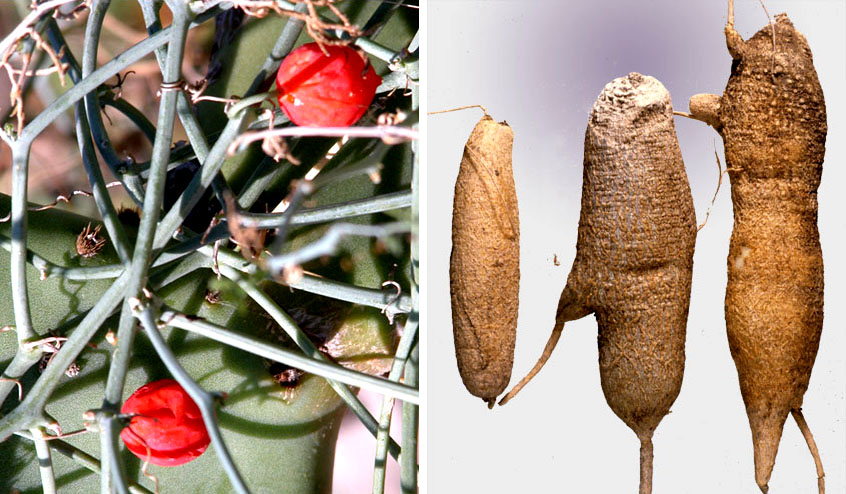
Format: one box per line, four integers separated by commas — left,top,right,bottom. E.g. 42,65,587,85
450,116,519,408
500,73,696,494
691,13,826,493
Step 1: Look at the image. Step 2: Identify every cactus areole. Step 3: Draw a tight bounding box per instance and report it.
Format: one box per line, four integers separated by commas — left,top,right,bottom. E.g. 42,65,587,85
120,379,211,467
275,42,382,127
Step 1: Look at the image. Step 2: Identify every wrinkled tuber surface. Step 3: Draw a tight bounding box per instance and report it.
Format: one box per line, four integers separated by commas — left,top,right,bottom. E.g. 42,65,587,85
450,116,519,408
502,73,696,494
690,11,826,493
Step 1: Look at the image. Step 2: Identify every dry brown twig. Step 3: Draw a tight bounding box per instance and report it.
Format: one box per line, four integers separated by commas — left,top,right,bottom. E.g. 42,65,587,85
258,108,300,164
228,125,418,159
0,182,123,224
221,0,361,54
697,143,729,232
76,222,107,259
2,50,32,135
0,0,84,134
223,191,267,262
0,0,87,60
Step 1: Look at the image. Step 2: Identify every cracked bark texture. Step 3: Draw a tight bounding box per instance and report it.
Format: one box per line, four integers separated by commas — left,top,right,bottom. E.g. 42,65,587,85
691,13,826,492
450,115,519,407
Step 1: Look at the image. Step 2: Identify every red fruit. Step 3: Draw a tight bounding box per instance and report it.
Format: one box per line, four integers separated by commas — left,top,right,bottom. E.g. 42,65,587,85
276,42,382,127
120,379,210,467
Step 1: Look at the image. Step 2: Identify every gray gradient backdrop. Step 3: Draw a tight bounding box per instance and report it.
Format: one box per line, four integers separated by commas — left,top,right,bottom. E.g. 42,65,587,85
427,1,845,492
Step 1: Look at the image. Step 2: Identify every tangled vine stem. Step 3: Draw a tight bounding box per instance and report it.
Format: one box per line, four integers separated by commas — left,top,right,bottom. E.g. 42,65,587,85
227,124,419,157
1,0,418,492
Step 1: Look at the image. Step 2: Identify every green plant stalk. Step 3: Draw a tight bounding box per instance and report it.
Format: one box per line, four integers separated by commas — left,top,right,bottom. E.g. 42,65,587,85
266,222,410,274
99,400,129,494
102,97,156,143
400,342,419,494
73,107,132,263
4,2,219,353
138,0,212,162
133,304,250,494
0,349,40,406
151,5,309,253
162,310,418,404
217,263,403,460
0,269,128,441
1,2,418,492
42,18,132,263
10,142,37,344
14,432,154,494
238,190,412,228
80,0,145,206
136,0,234,218
31,426,57,494
401,117,419,494
372,316,418,494
197,243,411,317
124,1,189,299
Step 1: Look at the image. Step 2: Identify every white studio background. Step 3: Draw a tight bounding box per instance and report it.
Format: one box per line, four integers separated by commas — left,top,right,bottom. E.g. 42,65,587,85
427,1,845,493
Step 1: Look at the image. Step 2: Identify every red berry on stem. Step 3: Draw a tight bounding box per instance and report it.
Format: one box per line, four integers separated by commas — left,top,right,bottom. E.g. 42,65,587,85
120,379,210,467
276,42,382,127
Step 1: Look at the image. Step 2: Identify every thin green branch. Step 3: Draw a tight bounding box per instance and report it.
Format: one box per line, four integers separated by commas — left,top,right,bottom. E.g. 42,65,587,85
151,4,309,251
0,233,180,281
239,190,412,228
361,0,407,38
400,342,419,494
161,310,418,404
227,125,418,156
102,97,156,143
196,243,411,318
265,221,410,275
42,18,134,263
19,6,221,143
124,2,190,299
0,347,42,407
112,6,193,492
138,6,211,162
0,271,127,442
79,0,145,206
77,7,136,492
373,316,418,493
133,304,250,494
152,118,245,249
100,307,134,494
31,426,57,494
72,108,132,263
138,0,229,218
10,144,36,344
15,432,154,494
216,263,402,460
401,118,419,494
355,37,401,64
